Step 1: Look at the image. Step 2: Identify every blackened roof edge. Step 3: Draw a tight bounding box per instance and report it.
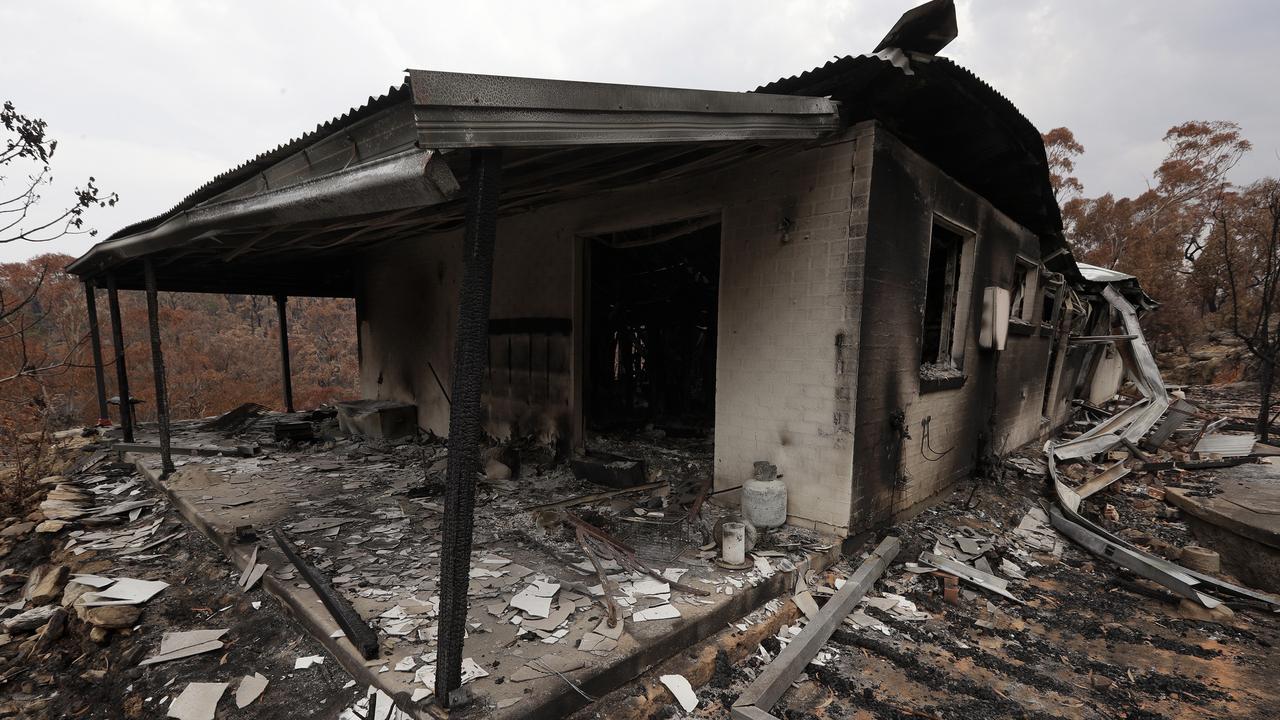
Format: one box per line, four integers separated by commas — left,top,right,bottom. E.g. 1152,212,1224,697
102,83,411,242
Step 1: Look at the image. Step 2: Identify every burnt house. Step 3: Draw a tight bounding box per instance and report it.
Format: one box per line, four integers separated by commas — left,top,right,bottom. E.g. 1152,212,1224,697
69,3,1091,542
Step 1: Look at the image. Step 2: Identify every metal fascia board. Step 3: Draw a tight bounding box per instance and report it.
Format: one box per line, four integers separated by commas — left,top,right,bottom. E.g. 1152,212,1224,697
412,109,840,148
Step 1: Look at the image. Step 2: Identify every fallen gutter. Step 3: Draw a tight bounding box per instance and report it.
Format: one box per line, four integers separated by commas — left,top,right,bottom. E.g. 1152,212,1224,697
1044,284,1280,609
731,536,900,720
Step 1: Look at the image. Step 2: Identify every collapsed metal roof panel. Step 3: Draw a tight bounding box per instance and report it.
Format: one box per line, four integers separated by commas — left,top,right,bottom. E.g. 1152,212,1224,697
100,84,412,244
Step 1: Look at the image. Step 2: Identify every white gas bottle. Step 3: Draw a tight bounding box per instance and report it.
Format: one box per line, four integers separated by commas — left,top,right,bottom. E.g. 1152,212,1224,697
741,461,787,529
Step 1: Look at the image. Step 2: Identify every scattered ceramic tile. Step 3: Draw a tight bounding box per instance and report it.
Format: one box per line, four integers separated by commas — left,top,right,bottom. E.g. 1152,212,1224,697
69,574,115,589
235,673,268,709
660,674,697,712
294,655,325,669
460,657,488,684
578,633,618,653
523,604,572,632
139,629,228,666
631,578,670,596
510,654,585,682
82,577,169,606
167,682,228,720
510,581,559,619
593,618,624,640
631,604,680,622
792,590,820,621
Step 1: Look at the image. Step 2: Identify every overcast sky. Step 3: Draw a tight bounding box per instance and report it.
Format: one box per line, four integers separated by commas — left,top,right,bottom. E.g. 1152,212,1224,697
2,0,1277,263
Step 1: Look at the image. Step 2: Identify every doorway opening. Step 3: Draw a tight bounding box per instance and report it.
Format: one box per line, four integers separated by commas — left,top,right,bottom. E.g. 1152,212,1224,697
584,216,721,436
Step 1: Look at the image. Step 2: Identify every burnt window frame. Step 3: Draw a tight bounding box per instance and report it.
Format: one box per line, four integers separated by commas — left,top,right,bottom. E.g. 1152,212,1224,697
919,216,975,393
1008,256,1039,328
1039,272,1065,334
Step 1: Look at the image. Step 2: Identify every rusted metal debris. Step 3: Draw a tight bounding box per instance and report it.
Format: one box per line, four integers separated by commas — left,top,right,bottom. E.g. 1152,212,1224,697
558,511,710,598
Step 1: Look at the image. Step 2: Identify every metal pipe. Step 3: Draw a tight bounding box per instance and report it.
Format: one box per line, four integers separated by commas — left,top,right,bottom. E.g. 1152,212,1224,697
105,274,134,443
143,259,174,475
275,294,295,413
83,281,110,426
435,148,502,704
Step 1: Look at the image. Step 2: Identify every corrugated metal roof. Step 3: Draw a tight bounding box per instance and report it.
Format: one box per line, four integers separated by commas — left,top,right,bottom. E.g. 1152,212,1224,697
104,83,411,242
754,52,1076,281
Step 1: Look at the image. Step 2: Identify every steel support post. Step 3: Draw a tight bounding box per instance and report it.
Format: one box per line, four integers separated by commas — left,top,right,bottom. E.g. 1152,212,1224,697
83,281,111,426
143,260,174,475
275,294,295,413
435,148,502,704
105,274,134,443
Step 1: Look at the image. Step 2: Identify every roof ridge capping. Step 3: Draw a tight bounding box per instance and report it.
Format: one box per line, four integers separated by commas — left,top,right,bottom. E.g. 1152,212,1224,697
405,69,836,115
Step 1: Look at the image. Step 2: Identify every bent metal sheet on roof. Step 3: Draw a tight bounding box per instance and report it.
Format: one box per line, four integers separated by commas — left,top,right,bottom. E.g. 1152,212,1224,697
66,70,840,297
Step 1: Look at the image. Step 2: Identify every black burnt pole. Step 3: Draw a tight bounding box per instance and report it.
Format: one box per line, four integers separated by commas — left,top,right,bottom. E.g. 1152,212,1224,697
143,259,174,475
275,295,295,413
105,273,134,443
435,148,502,704
83,281,110,426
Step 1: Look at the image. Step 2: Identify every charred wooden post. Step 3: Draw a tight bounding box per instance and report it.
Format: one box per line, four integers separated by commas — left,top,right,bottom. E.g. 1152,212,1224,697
143,260,174,475
435,148,502,705
83,281,111,427
274,294,295,413
105,274,134,443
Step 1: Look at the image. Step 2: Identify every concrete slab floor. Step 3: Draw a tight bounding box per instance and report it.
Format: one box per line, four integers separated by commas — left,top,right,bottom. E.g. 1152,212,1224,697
126,419,837,719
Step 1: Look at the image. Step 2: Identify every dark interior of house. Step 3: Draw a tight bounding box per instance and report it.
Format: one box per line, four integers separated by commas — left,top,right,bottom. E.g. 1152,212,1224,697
585,219,721,433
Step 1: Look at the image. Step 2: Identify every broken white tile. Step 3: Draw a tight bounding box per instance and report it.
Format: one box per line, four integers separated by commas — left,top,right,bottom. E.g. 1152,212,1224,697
139,629,228,666
631,604,681,622
661,568,688,583
234,673,268,709
82,577,169,606
394,656,417,672
510,581,559,618
631,578,671,596
1000,558,1027,580
69,574,115,589
660,674,697,712
792,591,820,621
294,655,326,669
460,657,488,684
166,682,227,720
593,618,624,639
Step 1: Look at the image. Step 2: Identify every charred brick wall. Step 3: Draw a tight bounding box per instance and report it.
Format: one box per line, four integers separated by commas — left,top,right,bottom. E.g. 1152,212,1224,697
852,127,1054,530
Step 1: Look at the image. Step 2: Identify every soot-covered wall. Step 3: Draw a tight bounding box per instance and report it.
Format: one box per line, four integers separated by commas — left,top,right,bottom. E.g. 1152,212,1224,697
357,126,871,533
852,128,1056,531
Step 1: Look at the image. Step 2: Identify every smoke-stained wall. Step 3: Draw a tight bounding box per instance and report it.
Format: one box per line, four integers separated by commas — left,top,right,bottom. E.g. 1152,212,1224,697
358,127,868,533
851,128,1057,530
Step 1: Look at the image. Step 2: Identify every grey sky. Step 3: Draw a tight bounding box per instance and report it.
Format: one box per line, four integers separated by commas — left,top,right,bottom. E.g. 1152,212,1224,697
2,0,1277,263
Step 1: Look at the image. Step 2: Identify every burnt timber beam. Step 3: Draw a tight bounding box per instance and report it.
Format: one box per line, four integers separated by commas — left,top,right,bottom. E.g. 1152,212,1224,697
272,528,379,659
105,274,134,443
83,281,110,426
435,147,502,705
143,259,175,475
275,295,294,413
